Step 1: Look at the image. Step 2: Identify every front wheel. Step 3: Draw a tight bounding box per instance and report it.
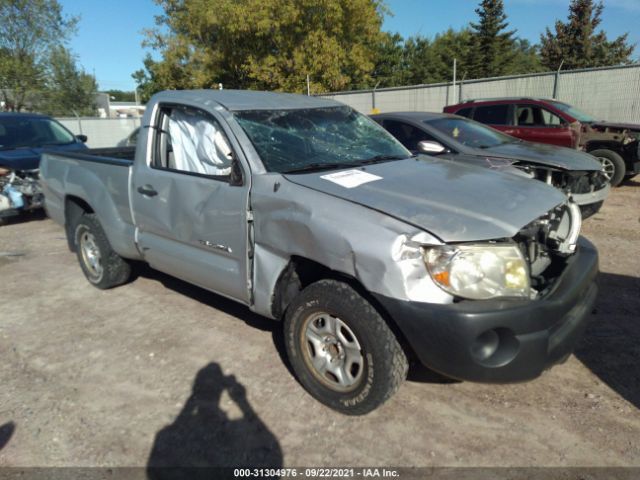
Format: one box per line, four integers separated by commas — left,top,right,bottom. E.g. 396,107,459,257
74,214,131,289
284,279,408,415
590,149,626,187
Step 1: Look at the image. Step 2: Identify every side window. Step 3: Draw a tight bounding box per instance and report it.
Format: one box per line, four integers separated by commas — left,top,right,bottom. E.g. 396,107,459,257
541,108,564,126
516,105,565,127
455,107,473,118
473,105,509,125
152,106,233,177
383,120,436,151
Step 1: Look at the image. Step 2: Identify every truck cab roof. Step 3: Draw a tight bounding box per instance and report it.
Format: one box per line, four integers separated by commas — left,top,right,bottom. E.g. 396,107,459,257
152,89,344,112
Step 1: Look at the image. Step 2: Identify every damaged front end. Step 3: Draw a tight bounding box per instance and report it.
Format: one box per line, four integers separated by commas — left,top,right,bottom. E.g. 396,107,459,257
579,122,640,157
511,163,609,218
0,167,44,221
514,202,582,297
394,201,582,304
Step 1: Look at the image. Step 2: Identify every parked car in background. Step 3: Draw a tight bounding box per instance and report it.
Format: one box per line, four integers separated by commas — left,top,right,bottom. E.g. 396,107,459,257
40,90,598,415
0,113,88,223
443,97,640,186
117,127,140,147
372,112,609,219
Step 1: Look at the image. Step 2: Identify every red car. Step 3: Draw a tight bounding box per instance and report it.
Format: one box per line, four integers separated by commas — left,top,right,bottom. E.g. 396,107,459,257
444,97,640,186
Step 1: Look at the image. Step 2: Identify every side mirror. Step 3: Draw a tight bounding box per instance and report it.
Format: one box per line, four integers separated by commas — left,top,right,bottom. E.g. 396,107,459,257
76,134,88,143
229,158,244,187
417,140,447,154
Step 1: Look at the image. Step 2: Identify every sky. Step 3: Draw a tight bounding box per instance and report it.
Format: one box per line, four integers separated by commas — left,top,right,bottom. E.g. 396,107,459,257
58,0,640,92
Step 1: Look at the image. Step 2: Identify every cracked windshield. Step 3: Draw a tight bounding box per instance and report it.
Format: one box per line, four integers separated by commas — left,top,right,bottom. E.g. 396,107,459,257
235,106,411,173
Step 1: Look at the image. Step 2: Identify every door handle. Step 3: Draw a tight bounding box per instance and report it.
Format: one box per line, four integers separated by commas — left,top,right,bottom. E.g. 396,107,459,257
199,240,233,253
137,185,158,197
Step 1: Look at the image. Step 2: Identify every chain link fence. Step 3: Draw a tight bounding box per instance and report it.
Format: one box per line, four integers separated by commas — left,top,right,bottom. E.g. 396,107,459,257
56,117,141,148
51,64,640,148
320,64,640,123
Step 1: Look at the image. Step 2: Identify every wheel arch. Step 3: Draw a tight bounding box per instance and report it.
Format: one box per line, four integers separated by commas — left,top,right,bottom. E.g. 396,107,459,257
64,195,95,252
271,255,413,357
585,141,624,155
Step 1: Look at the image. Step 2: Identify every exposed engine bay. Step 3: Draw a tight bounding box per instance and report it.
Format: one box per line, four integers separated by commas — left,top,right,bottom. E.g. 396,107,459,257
514,163,609,195
515,202,582,297
579,122,640,163
0,167,44,220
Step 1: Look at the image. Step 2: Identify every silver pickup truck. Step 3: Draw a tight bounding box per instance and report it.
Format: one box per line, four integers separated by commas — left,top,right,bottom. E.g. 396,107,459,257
40,90,598,415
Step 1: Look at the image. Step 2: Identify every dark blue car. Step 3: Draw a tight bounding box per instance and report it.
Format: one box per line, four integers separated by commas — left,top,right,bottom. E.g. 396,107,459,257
0,113,88,222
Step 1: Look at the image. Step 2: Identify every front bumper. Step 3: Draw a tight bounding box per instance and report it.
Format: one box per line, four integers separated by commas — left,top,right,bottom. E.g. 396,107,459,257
571,183,610,207
375,237,598,383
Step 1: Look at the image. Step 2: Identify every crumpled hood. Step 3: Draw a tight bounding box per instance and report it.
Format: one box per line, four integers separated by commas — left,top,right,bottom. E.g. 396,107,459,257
0,142,88,171
481,141,601,171
284,157,567,243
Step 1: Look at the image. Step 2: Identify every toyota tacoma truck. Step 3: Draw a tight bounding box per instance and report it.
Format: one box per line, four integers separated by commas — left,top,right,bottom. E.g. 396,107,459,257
40,90,599,415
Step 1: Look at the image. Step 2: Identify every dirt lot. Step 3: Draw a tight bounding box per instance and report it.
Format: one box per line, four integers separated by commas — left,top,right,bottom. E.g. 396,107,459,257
0,181,639,471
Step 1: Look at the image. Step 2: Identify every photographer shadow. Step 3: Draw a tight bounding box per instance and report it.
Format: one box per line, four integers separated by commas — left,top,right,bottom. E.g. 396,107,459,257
574,272,640,410
0,422,15,452
147,362,282,479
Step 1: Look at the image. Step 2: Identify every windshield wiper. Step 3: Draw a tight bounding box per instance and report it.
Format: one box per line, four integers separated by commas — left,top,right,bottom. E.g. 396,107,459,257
0,144,34,151
38,142,73,147
282,154,412,174
282,162,365,174
355,154,414,164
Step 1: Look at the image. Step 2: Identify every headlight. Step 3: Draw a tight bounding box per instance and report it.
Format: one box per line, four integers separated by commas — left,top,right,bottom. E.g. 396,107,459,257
424,244,530,300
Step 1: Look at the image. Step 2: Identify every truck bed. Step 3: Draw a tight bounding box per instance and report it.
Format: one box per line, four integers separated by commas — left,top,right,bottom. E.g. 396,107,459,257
45,146,136,166
40,146,141,260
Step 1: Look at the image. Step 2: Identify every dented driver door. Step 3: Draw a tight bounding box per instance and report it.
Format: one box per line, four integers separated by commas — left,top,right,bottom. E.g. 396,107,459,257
130,104,250,303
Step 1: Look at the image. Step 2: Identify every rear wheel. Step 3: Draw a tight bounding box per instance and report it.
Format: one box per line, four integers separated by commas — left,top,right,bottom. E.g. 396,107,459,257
74,214,131,289
284,279,408,415
590,149,626,187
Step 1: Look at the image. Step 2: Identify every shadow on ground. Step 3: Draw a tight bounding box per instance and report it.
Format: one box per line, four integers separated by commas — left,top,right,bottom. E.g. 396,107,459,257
133,264,292,376
0,422,15,452
0,209,47,227
147,362,282,479
575,272,640,410
134,264,452,385
621,177,639,187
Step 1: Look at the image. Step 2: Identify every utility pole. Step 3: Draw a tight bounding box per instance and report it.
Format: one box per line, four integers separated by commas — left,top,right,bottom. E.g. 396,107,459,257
451,58,457,105
307,75,311,96
371,80,381,114
553,60,564,99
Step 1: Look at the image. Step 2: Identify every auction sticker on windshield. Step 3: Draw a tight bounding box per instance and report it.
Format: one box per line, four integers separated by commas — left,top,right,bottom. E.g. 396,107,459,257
320,170,383,188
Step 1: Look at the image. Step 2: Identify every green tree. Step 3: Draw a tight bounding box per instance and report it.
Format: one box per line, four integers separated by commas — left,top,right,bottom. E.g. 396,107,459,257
399,29,473,86
370,32,406,88
468,0,517,78
132,55,163,103
540,0,635,70
39,46,97,116
136,0,386,95
509,39,544,75
0,0,78,111
104,89,136,102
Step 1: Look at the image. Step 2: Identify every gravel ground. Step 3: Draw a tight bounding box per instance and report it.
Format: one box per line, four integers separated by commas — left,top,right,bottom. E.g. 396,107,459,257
0,181,639,471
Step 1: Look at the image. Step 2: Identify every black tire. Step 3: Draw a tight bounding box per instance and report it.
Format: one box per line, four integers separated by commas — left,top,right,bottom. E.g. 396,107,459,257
590,149,626,187
579,200,604,220
284,279,408,415
74,213,131,289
